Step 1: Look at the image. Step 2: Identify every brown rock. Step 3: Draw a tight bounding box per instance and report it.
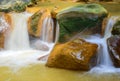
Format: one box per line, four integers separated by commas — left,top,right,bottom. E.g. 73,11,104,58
107,35,120,67
46,38,98,70
28,9,50,37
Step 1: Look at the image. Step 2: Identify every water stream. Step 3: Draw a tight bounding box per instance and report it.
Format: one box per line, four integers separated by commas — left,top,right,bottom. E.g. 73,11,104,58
4,12,31,50
0,12,54,70
85,16,120,73
0,12,120,81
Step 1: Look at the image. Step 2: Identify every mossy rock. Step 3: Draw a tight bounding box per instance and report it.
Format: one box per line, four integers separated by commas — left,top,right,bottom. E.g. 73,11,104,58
0,7,12,13
28,9,50,37
112,18,120,35
12,1,27,12
0,0,30,13
57,3,108,43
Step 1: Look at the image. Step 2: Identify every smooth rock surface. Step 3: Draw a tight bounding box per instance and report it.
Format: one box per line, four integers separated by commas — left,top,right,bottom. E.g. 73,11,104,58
57,3,108,43
46,38,98,70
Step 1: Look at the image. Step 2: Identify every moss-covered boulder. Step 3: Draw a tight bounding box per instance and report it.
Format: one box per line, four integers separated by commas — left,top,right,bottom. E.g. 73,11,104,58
12,1,27,12
46,38,98,70
57,3,108,43
107,35,120,67
0,13,11,48
112,18,120,35
28,9,50,37
0,0,29,13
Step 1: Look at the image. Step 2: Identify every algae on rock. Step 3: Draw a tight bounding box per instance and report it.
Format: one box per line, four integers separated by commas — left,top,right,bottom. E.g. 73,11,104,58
57,3,108,43
112,18,120,35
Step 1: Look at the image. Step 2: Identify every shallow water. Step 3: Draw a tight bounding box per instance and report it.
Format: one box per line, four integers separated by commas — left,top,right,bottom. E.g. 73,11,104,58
1,64,120,81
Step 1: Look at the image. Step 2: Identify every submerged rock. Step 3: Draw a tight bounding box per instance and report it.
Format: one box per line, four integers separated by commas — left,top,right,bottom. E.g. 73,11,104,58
57,3,108,43
46,38,98,70
28,9,50,37
107,35,120,67
112,18,120,35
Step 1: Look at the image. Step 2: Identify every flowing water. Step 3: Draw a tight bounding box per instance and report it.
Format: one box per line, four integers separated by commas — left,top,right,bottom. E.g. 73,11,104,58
0,12,120,81
4,12,31,50
86,16,120,73
0,12,54,69
0,15,10,32
40,16,54,43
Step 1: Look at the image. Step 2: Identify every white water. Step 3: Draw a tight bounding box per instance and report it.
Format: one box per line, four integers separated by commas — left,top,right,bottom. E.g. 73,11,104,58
30,15,55,51
40,16,54,43
4,12,32,50
86,16,120,73
0,15,10,32
0,12,54,70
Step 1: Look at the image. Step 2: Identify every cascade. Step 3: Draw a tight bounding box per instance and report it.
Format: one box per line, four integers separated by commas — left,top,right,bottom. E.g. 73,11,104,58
4,12,31,50
0,12,55,69
30,14,55,51
0,15,10,32
85,16,120,73
40,16,54,43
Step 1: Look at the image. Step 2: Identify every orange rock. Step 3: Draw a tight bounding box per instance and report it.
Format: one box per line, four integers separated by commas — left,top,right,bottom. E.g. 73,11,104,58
26,7,41,13
28,9,51,37
46,38,98,70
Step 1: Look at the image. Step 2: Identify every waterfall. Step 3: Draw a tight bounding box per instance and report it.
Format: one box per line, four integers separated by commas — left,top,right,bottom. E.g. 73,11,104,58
85,16,120,73
0,12,55,69
4,12,31,50
30,14,55,51
0,15,10,32
40,16,54,43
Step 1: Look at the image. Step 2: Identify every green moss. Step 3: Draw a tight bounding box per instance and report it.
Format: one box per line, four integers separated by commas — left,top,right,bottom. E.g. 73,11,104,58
58,17,104,42
112,20,120,35
12,1,26,12
57,3,108,19
30,11,42,34
57,3,108,43
0,7,12,13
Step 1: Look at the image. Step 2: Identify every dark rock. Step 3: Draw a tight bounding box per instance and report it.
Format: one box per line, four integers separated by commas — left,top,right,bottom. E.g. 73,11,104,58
112,18,120,35
107,35,120,67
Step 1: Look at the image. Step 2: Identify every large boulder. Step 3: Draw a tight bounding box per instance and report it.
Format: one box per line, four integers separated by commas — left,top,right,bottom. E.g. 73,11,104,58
57,3,108,43
28,9,49,37
28,9,54,43
0,13,11,48
111,18,120,35
107,35,120,67
46,38,98,70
